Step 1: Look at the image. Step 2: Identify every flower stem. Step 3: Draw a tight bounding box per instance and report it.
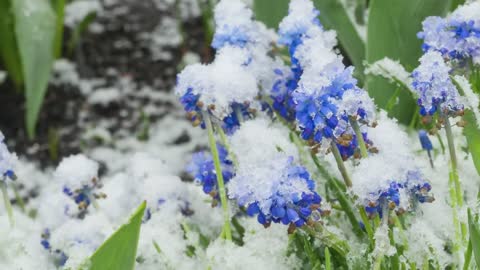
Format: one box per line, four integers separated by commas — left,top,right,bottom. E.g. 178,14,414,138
444,116,466,260
204,112,232,241
444,116,463,206
216,124,239,168
1,181,14,227
305,223,350,257
350,117,368,158
330,141,352,187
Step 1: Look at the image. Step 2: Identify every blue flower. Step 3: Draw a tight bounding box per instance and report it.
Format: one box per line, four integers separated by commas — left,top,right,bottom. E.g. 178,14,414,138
229,156,323,228
187,144,235,203
411,51,463,116
0,132,16,181
41,229,69,267
418,130,433,151
418,1,480,65
269,68,298,122
211,0,257,50
363,170,433,218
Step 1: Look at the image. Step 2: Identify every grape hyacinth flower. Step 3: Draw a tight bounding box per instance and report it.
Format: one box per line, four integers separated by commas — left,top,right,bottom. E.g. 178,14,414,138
363,170,434,218
228,155,323,230
211,0,258,50
418,2,480,64
176,0,274,134
55,154,105,215
418,130,434,168
186,144,235,205
269,66,298,122
278,0,376,163
412,50,464,117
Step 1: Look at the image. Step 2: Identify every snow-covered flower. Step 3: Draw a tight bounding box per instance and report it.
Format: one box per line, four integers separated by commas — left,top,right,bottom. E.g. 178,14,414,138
40,229,68,267
411,51,464,116
229,155,322,228
187,144,234,203
211,0,257,49
0,131,16,181
418,2,480,64
363,170,433,218
54,154,104,213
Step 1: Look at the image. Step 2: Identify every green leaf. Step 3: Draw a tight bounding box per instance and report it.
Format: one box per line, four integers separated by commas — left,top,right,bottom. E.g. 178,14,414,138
366,0,450,124
253,0,365,81
468,209,480,268
0,0,23,89
253,0,289,29
12,0,57,138
67,11,97,55
450,0,465,11
463,111,480,175
52,0,66,58
313,0,365,81
87,201,146,270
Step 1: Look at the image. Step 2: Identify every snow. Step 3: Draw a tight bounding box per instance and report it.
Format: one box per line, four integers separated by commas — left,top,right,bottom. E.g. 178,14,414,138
64,0,102,28
54,154,99,190
365,57,413,92
453,75,480,128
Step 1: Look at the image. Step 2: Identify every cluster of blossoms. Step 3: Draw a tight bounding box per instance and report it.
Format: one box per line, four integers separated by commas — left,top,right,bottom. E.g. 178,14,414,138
363,170,433,218
275,0,376,158
411,51,464,116
186,144,234,204
418,2,480,64
54,154,105,216
0,131,17,181
229,155,322,228
178,0,434,232
176,0,276,135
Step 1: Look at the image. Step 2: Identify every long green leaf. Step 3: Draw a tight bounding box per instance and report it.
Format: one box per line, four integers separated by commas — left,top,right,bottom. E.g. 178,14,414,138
463,111,480,175
366,0,450,125
468,209,480,268
87,201,146,270
253,0,365,81
0,0,23,89
313,0,365,80
52,0,65,59
12,0,56,138
253,0,289,29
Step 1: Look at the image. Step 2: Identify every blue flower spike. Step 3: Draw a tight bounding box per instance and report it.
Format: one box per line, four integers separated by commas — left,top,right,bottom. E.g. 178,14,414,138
187,144,235,206
229,155,326,232
418,130,434,168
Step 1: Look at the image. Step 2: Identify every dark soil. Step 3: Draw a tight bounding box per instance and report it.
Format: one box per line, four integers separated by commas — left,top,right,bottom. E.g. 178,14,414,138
0,0,210,168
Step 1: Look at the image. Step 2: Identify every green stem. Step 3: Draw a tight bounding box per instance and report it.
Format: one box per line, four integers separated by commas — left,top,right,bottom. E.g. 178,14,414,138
330,141,352,187
325,247,332,270
444,116,467,247
436,133,446,155
409,107,420,129
304,224,350,257
310,153,363,237
204,112,232,241
444,116,463,206
1,181,14,226
350,117,368,158
216,125,239,168
463,239,472,270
